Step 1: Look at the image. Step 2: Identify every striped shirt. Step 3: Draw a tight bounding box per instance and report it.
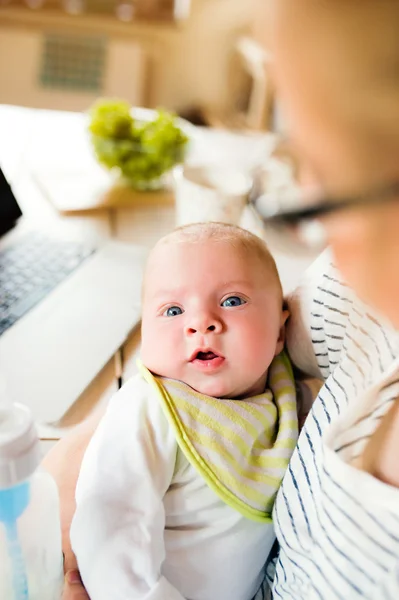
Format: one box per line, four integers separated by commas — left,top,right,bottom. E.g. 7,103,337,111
263,255,399,599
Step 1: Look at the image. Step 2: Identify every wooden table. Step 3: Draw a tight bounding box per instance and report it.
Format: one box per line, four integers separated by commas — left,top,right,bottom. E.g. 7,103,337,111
0,104,313,447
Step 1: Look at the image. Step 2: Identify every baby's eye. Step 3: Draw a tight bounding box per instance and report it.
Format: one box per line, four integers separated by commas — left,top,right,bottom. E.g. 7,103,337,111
221,296,246,308
163,306,184,317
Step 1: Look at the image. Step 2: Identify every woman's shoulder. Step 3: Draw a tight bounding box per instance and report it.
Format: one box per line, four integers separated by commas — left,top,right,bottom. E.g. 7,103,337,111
287,250,399,382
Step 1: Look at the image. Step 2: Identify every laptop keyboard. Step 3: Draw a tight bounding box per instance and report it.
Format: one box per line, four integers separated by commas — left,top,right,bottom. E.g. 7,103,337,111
0,232,94,336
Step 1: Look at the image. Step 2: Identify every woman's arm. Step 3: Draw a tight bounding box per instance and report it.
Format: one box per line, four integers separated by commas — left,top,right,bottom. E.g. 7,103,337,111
42,410,104,599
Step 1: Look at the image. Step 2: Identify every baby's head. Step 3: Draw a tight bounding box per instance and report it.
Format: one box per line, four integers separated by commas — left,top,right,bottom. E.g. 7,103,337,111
141,223,288,399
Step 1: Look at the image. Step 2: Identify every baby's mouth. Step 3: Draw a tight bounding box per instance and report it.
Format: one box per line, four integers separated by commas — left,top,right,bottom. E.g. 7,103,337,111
189,349,225,370
195,351,219,361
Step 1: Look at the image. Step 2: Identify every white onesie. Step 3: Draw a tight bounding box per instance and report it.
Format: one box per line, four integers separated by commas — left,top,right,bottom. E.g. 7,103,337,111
71,356,297,600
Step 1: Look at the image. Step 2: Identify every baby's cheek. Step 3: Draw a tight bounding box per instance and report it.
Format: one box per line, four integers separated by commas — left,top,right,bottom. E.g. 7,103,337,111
141,329,181,379
141,327,163,369
140,339,157,370
245,327,278,367
244,322,271,351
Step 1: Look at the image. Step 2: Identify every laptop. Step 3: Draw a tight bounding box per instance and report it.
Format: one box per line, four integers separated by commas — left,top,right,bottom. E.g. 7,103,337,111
0,167,147,424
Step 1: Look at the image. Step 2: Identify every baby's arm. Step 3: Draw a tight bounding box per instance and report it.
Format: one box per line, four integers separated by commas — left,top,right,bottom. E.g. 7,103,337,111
70,375,185,600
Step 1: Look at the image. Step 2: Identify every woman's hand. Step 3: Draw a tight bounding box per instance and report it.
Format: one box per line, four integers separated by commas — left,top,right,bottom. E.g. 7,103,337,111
62,541,89,599
63,570,89,599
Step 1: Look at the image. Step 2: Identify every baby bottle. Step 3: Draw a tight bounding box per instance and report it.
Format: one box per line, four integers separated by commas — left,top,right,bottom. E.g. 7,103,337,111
0,380,63,600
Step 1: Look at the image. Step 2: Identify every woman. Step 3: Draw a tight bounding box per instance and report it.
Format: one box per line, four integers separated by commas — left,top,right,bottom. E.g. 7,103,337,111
53,0,399,597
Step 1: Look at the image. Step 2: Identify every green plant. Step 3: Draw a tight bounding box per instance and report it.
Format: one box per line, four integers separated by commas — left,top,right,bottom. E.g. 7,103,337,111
88,98,189,188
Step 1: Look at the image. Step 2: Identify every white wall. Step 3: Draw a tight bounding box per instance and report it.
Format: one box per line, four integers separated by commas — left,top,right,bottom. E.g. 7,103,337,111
0,0,258,112
0,29,146,111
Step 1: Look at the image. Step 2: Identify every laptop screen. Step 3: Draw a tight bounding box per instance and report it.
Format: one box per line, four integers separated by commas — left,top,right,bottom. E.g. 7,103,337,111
0,167,22,236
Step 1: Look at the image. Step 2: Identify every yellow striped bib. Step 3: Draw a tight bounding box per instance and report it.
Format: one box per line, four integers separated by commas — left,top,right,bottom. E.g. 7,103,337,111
138,352,298,523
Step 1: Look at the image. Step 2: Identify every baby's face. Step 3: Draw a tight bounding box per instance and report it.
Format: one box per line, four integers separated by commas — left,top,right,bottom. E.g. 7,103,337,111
141,239,287,399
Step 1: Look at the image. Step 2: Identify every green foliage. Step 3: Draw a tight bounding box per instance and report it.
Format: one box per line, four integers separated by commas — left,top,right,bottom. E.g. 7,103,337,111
88,98,189,186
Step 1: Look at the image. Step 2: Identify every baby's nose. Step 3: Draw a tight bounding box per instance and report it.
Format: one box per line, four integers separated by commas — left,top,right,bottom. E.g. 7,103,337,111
185,314,223,335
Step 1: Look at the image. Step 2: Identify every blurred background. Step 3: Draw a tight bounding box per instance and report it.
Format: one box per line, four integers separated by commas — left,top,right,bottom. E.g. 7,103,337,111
0,0,279,132
1,0,311,437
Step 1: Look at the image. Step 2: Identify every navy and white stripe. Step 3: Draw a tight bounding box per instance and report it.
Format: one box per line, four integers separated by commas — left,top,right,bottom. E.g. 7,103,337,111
271,260,399,599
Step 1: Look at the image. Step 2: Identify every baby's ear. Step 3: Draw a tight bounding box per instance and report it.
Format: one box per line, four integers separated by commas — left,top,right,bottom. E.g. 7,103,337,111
275,306,290,356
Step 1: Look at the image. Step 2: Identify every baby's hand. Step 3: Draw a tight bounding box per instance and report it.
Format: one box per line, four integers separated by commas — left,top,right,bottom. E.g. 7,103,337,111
63,570,90,599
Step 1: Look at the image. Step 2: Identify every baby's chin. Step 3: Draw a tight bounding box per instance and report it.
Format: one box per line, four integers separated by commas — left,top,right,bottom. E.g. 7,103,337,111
183,372,267,399
183,376,240,400
142,360,246,399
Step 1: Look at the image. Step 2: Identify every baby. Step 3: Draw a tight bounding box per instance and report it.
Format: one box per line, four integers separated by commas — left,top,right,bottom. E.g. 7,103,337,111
71,222,298,600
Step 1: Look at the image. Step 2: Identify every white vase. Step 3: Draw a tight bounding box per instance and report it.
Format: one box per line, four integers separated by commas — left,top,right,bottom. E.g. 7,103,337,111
174,165,252,226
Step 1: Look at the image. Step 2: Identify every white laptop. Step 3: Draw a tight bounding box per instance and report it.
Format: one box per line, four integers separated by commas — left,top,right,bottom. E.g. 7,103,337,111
0,167,147,424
